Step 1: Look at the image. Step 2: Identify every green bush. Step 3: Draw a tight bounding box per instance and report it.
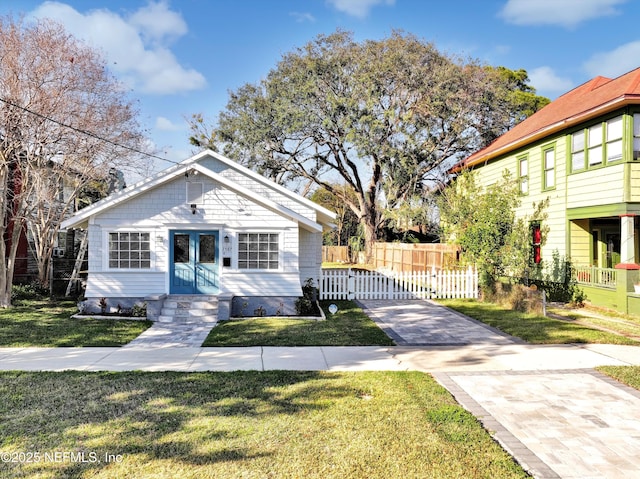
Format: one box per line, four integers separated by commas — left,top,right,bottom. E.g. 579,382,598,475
295,278,319,315
11,282,48,302
132,302,147,318
521,251,585,305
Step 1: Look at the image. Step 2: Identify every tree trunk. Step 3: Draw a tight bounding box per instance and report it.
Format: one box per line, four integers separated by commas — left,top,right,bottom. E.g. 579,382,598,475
362,219,377,264
0,218,23,308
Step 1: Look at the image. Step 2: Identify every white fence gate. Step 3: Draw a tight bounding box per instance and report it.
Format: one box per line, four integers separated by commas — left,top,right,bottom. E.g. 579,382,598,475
320,267,478,300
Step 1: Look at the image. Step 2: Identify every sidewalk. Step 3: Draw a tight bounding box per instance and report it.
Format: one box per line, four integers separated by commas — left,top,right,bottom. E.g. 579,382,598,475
3,299,640,478
1,342,640,372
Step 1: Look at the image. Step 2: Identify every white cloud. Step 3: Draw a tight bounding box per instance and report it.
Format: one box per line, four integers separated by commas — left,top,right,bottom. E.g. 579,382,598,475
29,1,206,95
583,41,640,78
290,11,316,23
499,0,626,28
326,0,395,18
528,66,574,95
155,116,184,131
128,1,187,45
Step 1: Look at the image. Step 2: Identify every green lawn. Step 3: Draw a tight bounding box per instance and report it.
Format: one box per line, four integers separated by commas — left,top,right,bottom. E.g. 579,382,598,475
203,300,394,346
598,366,640,389
0,300,152,347
0,371,529,479
440,299,639,345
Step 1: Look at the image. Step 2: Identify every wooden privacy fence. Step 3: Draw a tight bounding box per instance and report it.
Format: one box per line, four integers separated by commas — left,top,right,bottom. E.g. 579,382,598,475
372,243,460,272
320,267,478,300
322,245,350,263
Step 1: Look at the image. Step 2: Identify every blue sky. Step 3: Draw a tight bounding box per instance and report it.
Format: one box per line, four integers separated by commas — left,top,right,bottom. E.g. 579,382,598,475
2,0,640,173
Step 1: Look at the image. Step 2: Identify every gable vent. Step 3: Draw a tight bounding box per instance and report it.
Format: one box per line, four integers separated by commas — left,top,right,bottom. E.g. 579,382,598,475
186,182,204,205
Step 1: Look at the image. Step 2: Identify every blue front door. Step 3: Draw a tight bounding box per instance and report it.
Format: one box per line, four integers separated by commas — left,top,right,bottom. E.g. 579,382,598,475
170,231,219,294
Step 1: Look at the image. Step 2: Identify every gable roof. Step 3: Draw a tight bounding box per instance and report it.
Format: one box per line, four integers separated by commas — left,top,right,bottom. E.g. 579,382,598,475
455,67,640,171
61,150,336,232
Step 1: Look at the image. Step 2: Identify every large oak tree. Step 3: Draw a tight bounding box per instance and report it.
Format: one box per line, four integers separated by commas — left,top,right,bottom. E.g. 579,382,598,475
0,16,148,306
190,30,548,258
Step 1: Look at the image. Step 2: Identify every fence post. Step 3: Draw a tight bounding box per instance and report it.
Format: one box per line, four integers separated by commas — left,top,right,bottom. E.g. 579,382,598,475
347,267,355,300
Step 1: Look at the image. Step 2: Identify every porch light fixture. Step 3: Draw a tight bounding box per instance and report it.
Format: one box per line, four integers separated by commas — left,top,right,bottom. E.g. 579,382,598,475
224,235,230,244
190,203,197,214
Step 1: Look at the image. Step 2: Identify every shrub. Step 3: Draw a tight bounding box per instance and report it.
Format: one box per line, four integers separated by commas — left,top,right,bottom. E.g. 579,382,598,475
11,282,48,302
295,278,319,315
523,251,585,305
132,302,147,318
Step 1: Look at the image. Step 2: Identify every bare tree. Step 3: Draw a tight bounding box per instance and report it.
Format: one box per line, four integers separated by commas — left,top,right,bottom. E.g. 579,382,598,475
0,16,148,307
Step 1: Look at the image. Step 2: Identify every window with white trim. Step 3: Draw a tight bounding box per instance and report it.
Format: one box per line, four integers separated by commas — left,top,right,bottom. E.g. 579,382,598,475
108,232,151,269
238,233,279,269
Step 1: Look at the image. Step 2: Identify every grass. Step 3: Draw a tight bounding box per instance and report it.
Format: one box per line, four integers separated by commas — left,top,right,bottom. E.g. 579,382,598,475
0,300,152,347
439,299,639,345
548,306,640,340
0,370,529,479
597,366,640,390
202,300,394,347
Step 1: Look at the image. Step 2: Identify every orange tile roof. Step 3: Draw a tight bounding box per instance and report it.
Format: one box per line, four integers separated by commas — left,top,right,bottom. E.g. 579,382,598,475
456,67,640,170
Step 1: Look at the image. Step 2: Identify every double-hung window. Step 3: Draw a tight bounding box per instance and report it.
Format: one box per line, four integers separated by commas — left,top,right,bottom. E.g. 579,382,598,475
634,113,640,160
518,156,528,194
238,233,279,269
543,148,555,189
109,232,151,269
571,130,585,171
606,116,623,162
588,123,603,166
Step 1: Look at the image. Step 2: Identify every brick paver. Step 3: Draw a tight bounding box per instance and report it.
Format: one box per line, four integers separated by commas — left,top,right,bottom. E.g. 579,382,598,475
360,299,640,479
360,299,519,345
124,322,216,348
436,370,640,479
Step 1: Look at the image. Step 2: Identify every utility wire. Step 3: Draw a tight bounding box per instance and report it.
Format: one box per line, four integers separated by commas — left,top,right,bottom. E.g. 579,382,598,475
0,96,181,165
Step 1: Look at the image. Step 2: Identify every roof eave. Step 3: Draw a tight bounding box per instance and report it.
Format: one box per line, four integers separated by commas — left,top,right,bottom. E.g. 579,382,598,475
457,95,640,171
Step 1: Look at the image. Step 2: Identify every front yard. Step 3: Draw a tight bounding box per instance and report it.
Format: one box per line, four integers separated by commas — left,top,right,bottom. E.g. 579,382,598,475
440,299,640,345
0,300,151,347
0,370,529,479
203,300,394,347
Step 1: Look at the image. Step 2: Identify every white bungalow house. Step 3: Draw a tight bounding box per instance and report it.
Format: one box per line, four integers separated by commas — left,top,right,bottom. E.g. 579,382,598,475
60,150,336,320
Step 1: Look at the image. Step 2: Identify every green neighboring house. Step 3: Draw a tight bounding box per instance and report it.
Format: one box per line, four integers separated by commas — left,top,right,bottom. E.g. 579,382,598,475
454,67,640,314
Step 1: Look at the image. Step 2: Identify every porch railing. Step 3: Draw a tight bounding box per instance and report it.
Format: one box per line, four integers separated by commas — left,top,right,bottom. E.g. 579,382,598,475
573,265,617,289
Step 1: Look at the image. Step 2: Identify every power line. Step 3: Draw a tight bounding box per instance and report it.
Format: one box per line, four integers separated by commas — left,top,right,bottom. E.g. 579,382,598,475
0,96,181,165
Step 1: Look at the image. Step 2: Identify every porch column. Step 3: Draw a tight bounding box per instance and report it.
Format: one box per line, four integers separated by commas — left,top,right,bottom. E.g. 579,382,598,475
616,214,640,270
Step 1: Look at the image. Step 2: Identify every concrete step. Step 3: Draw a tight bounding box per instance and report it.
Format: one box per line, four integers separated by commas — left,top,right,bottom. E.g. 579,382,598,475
158,295,219,324
161,308,218,318
157,314,218,324
163,300,218,309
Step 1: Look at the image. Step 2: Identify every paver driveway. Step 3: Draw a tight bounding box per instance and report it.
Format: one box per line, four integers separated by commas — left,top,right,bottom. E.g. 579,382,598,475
360,298,518,345
360,299,640,479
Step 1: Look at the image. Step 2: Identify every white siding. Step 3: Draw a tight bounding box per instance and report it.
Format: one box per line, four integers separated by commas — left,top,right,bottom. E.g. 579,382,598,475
221,272,303,296
198,156,316,220
85,272,165,297
85,176,309,298
299,228,322,286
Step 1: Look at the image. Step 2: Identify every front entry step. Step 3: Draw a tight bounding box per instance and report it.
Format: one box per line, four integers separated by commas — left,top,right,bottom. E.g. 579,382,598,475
158,295,219,324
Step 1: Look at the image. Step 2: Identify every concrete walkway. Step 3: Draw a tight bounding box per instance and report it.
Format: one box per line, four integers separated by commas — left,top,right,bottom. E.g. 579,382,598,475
3,300,640,478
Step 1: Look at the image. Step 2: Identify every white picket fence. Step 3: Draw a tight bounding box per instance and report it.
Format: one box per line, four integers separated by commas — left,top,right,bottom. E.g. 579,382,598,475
320,267,478,300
